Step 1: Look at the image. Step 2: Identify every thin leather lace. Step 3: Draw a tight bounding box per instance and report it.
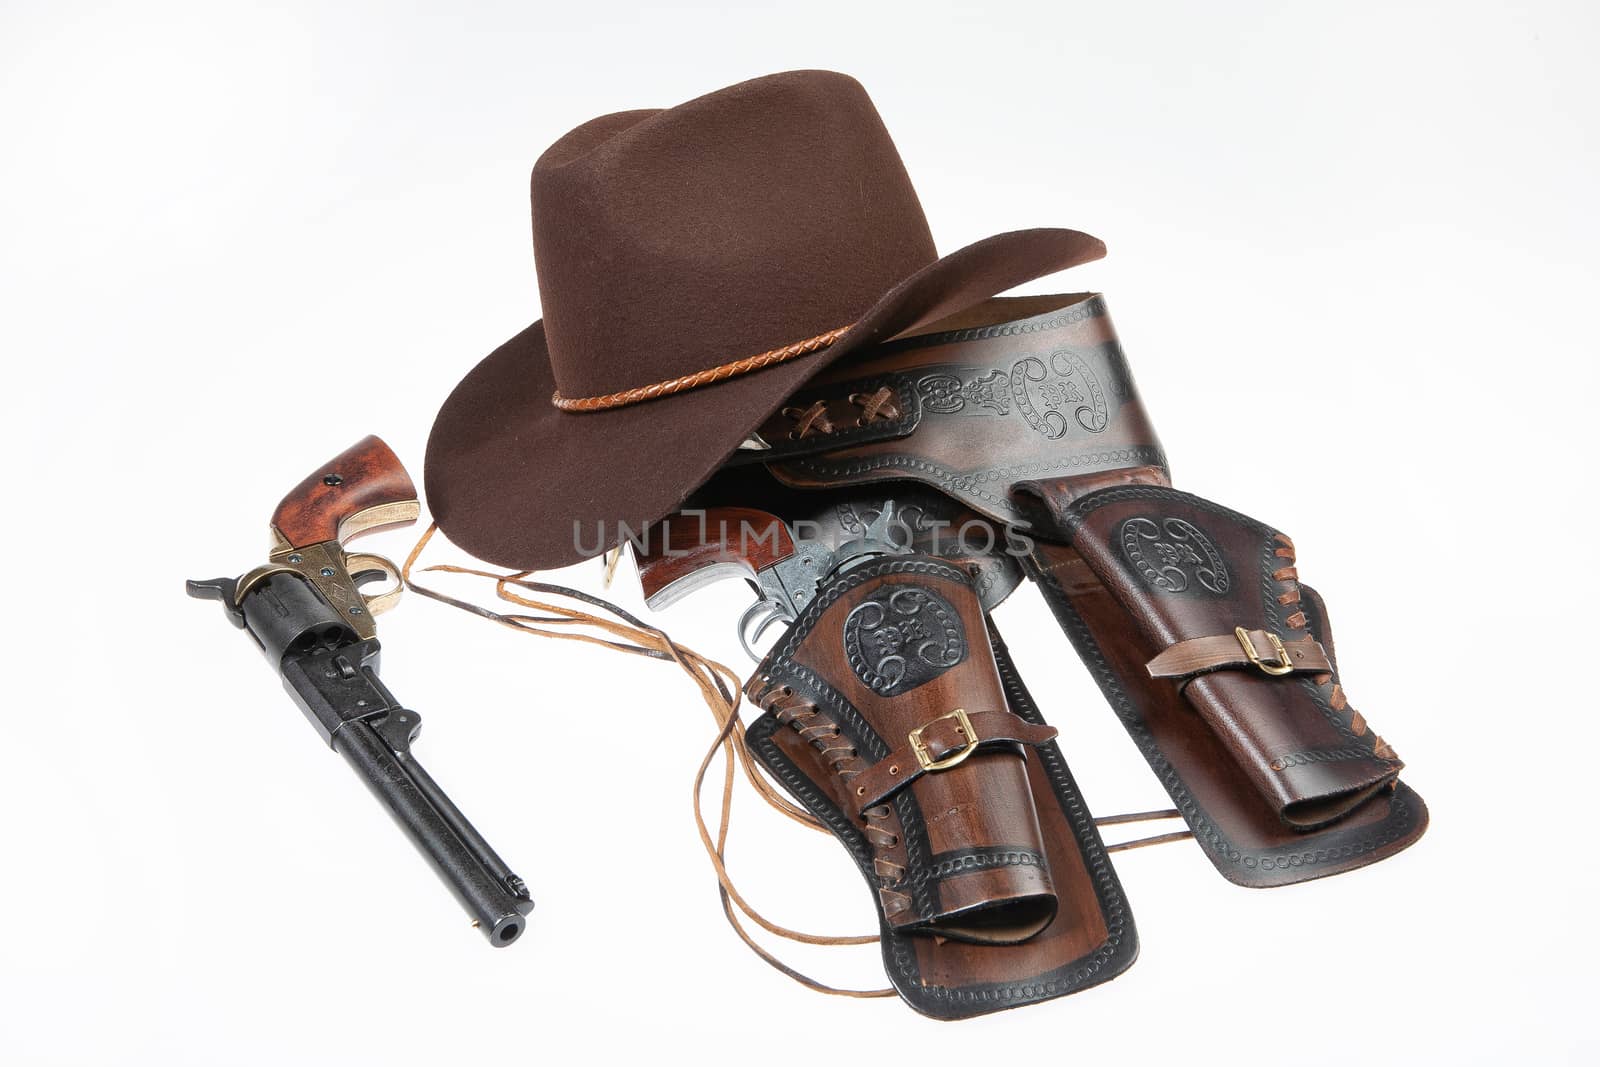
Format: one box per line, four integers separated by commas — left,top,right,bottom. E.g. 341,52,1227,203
401,524,893,998
400,526,1188,995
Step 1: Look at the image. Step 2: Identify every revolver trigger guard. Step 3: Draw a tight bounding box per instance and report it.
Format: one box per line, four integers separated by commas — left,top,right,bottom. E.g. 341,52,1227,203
345,551,404,616
737,598,792,664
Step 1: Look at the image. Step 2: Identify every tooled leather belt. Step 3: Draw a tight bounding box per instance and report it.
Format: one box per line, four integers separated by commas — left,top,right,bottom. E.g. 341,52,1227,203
736,292,1427,887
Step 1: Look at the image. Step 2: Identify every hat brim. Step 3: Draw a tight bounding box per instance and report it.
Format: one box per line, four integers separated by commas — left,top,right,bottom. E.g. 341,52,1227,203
424,227,1105,570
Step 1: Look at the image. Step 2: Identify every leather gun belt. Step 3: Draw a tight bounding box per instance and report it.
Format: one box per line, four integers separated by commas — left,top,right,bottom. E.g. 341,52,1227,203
739,293,1428,887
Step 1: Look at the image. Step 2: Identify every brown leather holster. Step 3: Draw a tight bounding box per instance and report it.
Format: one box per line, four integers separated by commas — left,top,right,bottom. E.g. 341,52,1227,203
1026,484,1400,830
744,553,1135,1018
737,292,1426,887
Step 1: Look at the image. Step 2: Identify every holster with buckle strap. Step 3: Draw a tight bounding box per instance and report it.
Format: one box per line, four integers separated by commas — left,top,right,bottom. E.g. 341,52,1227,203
739,292,1426,887
1027,485,1400,830
744,552,1135,1018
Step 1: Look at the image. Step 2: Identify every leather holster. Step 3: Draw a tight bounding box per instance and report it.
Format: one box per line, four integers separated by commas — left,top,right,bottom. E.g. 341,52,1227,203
745,553,1136,1017
739,292,1426,885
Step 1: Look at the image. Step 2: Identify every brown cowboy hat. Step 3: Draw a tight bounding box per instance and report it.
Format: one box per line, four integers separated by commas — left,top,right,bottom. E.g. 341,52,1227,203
425,70,1104,569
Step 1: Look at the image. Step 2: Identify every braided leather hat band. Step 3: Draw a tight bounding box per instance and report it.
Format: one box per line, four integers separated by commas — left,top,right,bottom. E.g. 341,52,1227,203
550,324,850,413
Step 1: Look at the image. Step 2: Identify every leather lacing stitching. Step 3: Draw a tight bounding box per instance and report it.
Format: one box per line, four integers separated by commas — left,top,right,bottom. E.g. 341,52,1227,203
849,386,901,426
400,524,894,999
781,386,902,440
1271,533,1399,765
746,677,914,921
781,401,835,440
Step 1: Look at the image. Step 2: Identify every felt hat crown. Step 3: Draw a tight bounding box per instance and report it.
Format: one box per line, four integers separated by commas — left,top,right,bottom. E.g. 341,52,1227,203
426,70,1103,568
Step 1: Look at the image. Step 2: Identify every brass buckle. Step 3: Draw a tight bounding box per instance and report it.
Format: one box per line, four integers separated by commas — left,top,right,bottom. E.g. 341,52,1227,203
909,708,978,772
1235,626,1294,676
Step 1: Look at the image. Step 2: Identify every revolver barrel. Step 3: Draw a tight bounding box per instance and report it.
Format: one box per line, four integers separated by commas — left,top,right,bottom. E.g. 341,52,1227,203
192,568,533,946
330,708,533,945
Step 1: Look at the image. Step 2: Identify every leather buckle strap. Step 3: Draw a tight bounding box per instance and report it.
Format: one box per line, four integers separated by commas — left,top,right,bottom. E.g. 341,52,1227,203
909,708,977,772
1235,626,1293,676
850,708,1058,816
1144,628,1333,682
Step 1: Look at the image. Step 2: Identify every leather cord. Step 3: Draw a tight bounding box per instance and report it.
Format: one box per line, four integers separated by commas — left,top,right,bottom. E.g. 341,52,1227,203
402,526,1191,998
1093,808,1194,852
402,525,893,998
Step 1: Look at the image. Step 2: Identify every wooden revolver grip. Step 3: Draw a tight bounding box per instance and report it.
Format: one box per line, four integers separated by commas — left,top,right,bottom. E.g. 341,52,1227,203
271,435,421,549
636,507,795,603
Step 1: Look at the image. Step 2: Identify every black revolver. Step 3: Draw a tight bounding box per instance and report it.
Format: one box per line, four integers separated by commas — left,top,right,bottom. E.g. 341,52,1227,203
188,435,533,946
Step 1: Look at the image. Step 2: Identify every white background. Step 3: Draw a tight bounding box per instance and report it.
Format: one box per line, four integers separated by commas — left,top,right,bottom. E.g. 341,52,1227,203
3,1,1596,1063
